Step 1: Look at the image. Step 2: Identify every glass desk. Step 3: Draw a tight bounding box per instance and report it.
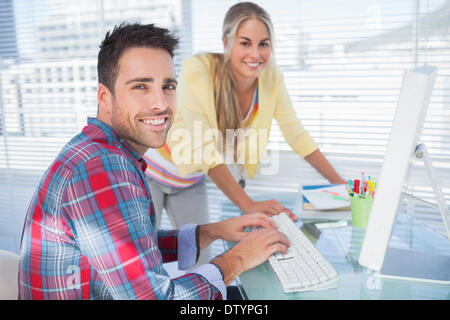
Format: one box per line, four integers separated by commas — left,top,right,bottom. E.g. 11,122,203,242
221,192,450,300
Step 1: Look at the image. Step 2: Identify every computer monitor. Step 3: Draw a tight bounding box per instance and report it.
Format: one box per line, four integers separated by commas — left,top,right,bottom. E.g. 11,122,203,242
358,65,450,284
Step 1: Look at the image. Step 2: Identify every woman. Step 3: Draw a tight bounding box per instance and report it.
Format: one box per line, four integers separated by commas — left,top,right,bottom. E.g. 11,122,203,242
144,2,345,262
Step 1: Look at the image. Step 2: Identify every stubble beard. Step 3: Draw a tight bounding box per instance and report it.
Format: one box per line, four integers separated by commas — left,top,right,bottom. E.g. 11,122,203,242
110,102,172,153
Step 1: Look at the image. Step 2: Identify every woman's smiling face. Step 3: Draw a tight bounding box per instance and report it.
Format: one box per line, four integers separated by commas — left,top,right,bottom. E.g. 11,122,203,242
228,18,272,83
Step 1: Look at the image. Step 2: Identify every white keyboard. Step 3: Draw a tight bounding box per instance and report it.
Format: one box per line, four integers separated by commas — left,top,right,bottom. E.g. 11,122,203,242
268,212,338,293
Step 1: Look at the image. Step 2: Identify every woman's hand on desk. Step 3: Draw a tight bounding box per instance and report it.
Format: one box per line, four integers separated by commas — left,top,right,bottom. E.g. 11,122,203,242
243,199,298,222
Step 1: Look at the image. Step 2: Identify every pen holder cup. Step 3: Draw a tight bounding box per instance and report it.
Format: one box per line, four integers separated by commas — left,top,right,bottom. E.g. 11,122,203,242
350,196,373,228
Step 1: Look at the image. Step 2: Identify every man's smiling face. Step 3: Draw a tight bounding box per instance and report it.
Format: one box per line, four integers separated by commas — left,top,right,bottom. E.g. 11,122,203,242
98,46,177,155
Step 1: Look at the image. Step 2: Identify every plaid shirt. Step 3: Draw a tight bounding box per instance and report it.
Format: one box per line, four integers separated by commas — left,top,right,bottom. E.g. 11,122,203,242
18,118,223,300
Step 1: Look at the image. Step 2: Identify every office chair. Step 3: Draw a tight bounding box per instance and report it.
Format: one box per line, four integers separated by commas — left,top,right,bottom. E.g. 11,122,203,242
0,249,19,300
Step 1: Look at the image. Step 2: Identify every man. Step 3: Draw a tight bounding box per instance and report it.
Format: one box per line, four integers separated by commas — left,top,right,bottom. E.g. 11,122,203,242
18,23,289,300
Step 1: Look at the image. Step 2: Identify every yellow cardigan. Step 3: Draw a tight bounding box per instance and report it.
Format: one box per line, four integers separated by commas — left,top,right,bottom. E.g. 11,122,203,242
165,53,318,179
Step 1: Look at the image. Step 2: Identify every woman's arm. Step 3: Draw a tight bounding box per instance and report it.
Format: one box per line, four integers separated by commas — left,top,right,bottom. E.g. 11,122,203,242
208,164,297,220
304,149,346,184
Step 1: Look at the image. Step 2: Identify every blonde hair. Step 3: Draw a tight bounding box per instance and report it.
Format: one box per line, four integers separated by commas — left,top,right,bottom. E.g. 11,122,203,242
211,2,274,141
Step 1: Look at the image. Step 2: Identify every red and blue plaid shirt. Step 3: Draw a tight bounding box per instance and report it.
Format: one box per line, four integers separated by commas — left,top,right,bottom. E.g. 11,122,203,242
18,118,223,300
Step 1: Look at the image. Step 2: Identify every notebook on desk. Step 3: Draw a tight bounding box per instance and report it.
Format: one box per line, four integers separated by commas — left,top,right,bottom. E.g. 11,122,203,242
293,184,352,221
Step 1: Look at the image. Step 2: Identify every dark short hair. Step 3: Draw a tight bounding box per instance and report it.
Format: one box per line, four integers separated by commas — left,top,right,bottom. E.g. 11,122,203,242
97,22,179,94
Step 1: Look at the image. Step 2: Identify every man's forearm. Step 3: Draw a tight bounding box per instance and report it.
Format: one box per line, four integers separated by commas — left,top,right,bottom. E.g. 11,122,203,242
197,223,245,286
197,223,219,250
211,252,244,286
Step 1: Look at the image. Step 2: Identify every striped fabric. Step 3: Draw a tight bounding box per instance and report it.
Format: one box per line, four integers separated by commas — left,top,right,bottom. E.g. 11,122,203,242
144,145,205,188
242,87,259,128
143,86,259,188
18,117,222,300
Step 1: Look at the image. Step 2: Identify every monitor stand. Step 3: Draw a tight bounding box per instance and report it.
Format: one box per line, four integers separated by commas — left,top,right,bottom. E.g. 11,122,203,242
410,143,450,241
377,143,450,284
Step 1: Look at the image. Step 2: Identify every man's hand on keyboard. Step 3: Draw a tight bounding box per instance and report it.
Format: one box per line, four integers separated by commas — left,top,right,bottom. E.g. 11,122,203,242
233,228,291,270
268,212,339,292
198,213,277,249
211,228,291,285
243,199,298,222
